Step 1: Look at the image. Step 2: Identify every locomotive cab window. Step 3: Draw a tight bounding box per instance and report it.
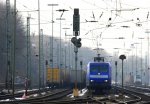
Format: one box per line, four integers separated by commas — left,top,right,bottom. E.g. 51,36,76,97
90,64,108,73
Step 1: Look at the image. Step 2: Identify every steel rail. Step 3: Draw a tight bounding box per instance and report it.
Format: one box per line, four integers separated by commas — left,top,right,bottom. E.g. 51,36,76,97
0,88,51,103
115,86,150,104
0,89,72,104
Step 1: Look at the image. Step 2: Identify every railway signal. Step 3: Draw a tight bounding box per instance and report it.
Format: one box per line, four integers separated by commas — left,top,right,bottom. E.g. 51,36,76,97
115,61,118,94
119,54,126,95
72,8,81,97
76,38,81,48
71,37,76,44
80,61,83,93
73,8,80,34
71,37,82,48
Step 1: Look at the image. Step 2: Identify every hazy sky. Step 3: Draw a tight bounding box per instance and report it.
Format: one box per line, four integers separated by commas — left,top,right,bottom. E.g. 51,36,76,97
2,0,150,55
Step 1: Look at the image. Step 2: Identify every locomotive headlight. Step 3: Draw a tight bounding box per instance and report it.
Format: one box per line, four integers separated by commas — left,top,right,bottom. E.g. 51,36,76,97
90,80,94,82
104,80,108,82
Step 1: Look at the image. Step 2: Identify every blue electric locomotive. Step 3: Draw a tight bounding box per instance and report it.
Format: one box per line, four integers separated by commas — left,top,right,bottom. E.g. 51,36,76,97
86,62,111,91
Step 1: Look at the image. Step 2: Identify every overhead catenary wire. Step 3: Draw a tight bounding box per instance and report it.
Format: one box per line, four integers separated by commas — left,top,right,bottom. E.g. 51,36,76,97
15,0,138,39
10,0,150,46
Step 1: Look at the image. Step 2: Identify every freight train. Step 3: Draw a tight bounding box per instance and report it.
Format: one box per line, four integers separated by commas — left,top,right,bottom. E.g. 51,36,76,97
86,56,112,91
46,68,86,88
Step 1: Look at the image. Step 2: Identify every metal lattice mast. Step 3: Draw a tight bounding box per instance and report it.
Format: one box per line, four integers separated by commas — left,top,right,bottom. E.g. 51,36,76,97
38,0,41,92
6,0,12,91
40,29,44,87
12,0,16,97
48,4,58,87
68,38,71,84
29,18,32,89
27,17,30,84
26,16,31,91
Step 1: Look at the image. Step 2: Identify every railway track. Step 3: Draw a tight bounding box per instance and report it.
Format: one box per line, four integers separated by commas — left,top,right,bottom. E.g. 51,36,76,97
77,86,150,104
0,88,124,104
125,85,150,95
0,88,49,100
116,86,150,104
1,86,150,104
23,96,118,104
0,89,72,104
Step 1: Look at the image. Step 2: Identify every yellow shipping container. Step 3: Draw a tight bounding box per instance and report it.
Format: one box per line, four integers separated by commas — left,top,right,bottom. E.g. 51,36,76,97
47,68,59,83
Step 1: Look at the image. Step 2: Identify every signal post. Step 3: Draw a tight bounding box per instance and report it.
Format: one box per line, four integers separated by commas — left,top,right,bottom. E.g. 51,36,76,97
71,8,81,97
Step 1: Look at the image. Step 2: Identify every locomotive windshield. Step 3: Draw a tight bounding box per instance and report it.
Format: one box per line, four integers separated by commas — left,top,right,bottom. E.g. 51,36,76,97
90,64,108,73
